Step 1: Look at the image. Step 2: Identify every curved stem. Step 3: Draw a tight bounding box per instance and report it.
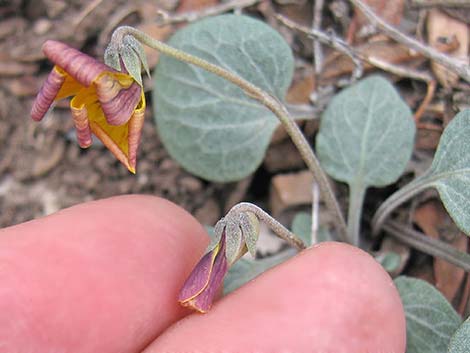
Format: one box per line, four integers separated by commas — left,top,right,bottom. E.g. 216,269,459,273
384,221,470,272
371,174,432,236
347,182,366,246
110,26,350,243
228,202,306,250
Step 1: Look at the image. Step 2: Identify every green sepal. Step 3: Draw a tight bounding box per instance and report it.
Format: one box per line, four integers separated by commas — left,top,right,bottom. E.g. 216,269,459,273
124,35,150,79
239,212,260,257
120,37,143,86
104,43,121,71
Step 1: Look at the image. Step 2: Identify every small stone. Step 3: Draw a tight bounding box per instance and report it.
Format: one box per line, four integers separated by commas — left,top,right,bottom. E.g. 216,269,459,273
33,18,52,35
179,176,203,193
270,170,314,217
264,140,305,173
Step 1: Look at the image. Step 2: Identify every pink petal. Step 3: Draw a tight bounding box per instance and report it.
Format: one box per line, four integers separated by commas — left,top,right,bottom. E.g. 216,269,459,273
31,66,65,121
70,97,92,148
179,235,228,313
189,241,228,313
178,249,215,303
95,75,142,126
42,40,111,87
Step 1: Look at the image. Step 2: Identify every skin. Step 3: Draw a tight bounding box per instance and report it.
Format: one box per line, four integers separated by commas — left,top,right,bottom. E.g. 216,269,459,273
0,195,406,352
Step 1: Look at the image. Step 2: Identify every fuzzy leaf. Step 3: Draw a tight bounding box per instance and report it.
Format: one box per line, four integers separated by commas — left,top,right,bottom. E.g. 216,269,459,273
239,212,260,257
375,251,401,272
104,44,121,71
224,249,296,294
421,110,470,234
124,35,150,78
291,212,332,245
121,37,143,86
291,212,312,246
448,316,470,353
316,76,415,188
153,14,294,182
395,276,461,353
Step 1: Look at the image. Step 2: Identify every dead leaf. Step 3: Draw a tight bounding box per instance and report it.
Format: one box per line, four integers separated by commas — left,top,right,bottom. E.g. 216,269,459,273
427,9,469,88
286,64,315,104
414,199,468,303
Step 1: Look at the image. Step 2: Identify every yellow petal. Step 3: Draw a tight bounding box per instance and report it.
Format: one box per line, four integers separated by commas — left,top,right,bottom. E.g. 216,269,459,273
86,100,134,172
54,66,84,100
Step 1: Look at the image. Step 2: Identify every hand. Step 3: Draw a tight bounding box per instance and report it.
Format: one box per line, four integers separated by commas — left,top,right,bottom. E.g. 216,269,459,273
0,195,405,352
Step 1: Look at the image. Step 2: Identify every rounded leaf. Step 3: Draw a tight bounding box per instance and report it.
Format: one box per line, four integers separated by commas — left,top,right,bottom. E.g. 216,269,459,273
153,15,294,182
316,75,415,188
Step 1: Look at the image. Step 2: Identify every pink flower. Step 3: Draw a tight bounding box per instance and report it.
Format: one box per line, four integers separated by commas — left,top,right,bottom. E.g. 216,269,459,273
31,40,146,173
179,233,228,313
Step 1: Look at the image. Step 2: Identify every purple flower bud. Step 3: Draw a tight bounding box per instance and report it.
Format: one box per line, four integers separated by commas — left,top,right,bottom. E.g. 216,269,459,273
179,234,228,313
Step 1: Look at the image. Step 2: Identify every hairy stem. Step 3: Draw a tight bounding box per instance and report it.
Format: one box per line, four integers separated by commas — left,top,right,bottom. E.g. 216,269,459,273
372,175,431,236
384,221,470,272
228,202,306,250
110,26,350,243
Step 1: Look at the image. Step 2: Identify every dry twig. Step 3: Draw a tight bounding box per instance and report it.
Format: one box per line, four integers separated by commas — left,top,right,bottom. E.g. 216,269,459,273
276,14,363,81
276,14,432,83
312,0,325,74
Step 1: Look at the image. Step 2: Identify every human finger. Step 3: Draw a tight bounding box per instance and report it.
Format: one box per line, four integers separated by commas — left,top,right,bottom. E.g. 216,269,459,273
0,195,208,353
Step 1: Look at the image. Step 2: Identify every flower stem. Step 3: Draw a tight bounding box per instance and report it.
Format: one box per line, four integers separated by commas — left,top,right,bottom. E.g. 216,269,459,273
110,26,350,243
228,202,306,250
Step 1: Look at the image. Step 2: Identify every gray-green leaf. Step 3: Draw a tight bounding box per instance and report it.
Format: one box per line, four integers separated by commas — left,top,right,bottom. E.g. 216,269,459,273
153,14,294,182
423,109,470,234
395,276,461,353
316,76,415,188
121,36,143,86
224,249,296,294
291,212,312,246
291,212,332,245
448,316,470,353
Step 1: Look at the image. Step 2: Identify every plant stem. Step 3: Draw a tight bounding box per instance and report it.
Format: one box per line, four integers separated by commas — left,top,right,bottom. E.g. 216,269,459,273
347,182,366,246
110,26,350,243
384,220,470,272
371,174,432,236
228,202,307,250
